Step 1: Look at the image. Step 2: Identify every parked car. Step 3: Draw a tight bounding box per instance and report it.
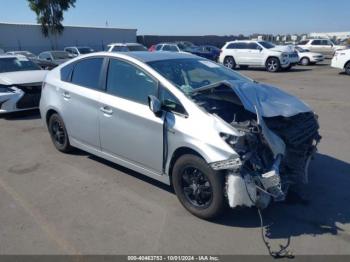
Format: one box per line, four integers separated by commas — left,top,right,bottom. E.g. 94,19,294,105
219,40,299,72
40,52,320,219
148,45,157,52
0,55,47,113
331,48,350,75
64,46,95,57
6,51,37,59
297,39,346,57
107,43,147,52
187,45,221,61
293,46,324,65
153,43,185,52
6,50,57,70
38,51,71,67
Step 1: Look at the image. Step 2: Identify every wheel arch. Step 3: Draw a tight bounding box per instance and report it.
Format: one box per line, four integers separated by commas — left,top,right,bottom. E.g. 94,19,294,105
167,147,204,185
344,60,350,69
265,56,280,65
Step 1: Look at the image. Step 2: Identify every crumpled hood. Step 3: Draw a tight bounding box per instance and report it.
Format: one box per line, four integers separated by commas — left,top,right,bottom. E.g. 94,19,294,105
0,70,48,85
228,80,312,118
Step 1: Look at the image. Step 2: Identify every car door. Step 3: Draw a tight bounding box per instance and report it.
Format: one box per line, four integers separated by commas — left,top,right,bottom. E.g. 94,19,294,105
234,43,250,64
245,42,264,65
59,57,105,149
322,40,335,57
309,40,322,53
99,58,164,174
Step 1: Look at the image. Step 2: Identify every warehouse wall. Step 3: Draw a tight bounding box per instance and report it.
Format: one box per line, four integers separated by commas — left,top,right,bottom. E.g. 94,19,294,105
0,23,137,54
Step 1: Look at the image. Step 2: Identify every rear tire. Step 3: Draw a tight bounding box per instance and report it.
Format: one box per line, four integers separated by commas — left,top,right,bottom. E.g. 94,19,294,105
345,61,350,75
48,113,73,153
172,154,225,220
266,57,281,72
223,56,236,70
300,57,310,66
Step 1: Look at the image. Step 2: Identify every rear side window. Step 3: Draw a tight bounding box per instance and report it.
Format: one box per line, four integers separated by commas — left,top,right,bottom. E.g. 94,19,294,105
156,45,163,51
106,59,158,105
227,43,246,49
61,63,74,82
71,58,104,90
311,40,322,45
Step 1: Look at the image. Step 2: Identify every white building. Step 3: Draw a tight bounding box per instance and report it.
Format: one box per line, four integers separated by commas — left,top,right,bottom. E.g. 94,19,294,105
308,31,350,41
0,22,137,54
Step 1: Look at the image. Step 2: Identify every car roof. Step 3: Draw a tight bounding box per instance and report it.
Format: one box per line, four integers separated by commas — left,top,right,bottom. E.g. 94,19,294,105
82,51,197,63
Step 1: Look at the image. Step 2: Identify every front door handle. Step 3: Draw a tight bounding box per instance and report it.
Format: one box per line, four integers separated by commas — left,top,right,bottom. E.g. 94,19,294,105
100,106,113,115
62,91,71,99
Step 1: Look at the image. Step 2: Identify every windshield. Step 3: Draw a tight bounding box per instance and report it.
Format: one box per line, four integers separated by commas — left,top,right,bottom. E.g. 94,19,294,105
148,58,251,95
51,51,70,59
128,45,147,51
258,41,275,49
0,57,41,73
78,47,94,54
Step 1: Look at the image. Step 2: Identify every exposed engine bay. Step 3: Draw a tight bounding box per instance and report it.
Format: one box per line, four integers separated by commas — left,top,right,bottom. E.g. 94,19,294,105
190,81,321,209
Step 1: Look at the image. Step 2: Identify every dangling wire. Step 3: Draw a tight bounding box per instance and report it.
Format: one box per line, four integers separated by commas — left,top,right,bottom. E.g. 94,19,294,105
257,208,294,259
243,177,294,259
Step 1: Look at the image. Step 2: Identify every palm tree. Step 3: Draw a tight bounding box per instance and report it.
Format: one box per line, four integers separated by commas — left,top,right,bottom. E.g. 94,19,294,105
28,0,76,49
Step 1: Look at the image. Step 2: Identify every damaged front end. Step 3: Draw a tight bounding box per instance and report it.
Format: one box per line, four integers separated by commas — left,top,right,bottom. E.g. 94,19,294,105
191,81,321,209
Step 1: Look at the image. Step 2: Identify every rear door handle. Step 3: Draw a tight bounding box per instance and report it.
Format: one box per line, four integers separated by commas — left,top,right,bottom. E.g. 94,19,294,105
100,106,113,115
62,91,71,99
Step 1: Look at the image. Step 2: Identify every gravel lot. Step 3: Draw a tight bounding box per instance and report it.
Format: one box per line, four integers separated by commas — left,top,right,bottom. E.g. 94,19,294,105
0,61,349,255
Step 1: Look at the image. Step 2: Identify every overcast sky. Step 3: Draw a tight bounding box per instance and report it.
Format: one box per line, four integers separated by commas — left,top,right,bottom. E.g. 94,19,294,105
1,0,349,35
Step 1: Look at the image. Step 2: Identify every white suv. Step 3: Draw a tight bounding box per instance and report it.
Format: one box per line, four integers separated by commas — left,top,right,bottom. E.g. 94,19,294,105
219,41,299,72
298,39,346,57
331,49,350,75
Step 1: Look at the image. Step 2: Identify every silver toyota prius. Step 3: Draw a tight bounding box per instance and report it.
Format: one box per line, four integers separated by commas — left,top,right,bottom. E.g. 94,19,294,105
40,51,321,219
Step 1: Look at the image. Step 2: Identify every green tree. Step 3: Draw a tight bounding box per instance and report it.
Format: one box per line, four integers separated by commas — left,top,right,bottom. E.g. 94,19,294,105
28,0,76,49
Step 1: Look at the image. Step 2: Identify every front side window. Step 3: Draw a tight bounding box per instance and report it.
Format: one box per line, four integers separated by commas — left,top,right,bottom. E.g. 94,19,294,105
106,59,158,105
159,87,186,115
258,41,275,49
0,57,41,73
247,43,260,50
148,58,251,95
71,58,104,90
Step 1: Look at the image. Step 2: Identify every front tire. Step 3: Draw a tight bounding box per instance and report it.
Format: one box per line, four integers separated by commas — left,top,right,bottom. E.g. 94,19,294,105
300,57,310,66
172,154,225,220
223,56,236,70
48,113,73,153
266,57,281,72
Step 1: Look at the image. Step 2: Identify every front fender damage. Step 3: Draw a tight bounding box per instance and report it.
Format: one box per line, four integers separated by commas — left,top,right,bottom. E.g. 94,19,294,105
195,81,321,209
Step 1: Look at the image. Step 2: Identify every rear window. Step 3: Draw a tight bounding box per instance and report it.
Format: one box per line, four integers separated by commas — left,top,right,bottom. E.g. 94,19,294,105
127,45,147,51
0,57,40,73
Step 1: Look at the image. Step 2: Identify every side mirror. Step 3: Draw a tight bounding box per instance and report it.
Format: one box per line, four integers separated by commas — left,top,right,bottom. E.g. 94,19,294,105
258,46,263,52
148,95,162,115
